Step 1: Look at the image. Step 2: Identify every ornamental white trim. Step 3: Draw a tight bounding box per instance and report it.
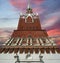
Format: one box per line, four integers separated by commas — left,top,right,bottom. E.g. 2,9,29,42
25,13,34,23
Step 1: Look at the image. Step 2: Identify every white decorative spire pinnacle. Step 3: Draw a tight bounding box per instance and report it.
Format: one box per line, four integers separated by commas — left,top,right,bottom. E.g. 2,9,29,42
27,0,33,13
28,0,30,8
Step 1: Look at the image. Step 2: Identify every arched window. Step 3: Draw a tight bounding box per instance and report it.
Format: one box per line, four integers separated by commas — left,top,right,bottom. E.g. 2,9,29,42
25,14,34,23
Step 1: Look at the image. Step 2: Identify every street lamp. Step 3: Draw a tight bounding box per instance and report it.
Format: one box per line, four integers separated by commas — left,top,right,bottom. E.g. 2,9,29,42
39,55,44,63
14,54,20,63
26,52,32,60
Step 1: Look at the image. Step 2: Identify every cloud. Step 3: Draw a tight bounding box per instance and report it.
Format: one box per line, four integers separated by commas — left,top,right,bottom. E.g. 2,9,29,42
0,28,14,43
32,7,45,14
9,0,44,11
0,28,14,38
9,0,27,10
47,29,60,36
32,0,44,5
42,16,59,28
47,20,60,31
47,29,60,46
41,11,60,29
46,11,60,18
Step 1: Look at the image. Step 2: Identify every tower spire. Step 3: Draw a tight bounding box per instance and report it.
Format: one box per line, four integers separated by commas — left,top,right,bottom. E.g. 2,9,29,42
28,0,30,9
27,0,33,13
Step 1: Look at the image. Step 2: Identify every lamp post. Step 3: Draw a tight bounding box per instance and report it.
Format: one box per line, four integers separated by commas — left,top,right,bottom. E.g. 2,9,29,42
14,54,20,63
26,52,33,63
39,54,44,63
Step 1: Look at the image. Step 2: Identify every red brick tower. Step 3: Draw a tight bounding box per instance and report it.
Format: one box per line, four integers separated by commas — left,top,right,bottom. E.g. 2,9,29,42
12,6,48,38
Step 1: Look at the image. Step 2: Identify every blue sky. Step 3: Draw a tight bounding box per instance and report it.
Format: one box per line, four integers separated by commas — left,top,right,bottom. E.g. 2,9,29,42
0,0,19,28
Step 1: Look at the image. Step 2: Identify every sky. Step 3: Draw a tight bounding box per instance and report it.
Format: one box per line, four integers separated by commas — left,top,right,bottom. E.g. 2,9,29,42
0,0,60,63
